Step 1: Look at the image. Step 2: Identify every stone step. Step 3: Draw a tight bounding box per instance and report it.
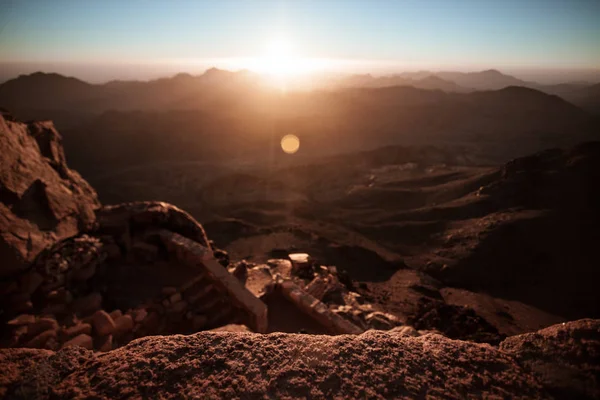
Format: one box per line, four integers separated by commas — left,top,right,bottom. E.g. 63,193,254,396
185,283,215,305
207,304,235,328
179,272,207,293
193,294,225,314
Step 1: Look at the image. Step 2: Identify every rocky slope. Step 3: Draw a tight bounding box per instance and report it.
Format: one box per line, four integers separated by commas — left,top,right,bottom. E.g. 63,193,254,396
1,319,598,399
1,112,599,398
0,110,99,278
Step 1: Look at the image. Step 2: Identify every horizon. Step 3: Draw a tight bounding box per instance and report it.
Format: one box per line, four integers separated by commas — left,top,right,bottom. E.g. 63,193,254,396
2,63,600,86
1,0,599,84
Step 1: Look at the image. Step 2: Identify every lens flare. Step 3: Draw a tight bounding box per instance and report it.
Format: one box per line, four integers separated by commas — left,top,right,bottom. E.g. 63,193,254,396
281,134,300,154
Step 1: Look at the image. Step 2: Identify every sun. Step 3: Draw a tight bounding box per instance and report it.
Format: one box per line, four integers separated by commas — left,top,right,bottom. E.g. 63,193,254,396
237,37,332,88
281,134,300,154
255,38,301,78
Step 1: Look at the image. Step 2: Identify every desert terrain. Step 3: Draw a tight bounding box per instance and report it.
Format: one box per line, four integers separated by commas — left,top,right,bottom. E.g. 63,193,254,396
0,66,599,398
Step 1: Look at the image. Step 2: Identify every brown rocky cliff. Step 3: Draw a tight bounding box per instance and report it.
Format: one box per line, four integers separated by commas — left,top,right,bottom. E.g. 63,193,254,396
0,112,99,278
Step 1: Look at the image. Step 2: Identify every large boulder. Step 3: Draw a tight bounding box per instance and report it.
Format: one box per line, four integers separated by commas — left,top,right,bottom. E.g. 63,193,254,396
0,113,99,278
96,201,211,249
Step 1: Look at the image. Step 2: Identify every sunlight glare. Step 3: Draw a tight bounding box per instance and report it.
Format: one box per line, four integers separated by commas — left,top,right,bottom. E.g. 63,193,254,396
281,134,300,154
243,38,331,88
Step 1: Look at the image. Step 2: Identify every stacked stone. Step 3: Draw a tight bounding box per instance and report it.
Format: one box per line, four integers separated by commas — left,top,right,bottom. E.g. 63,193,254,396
261,255,405,333
35,235,108,292
175,272,237,331
5,299,169,351
0,236,108,318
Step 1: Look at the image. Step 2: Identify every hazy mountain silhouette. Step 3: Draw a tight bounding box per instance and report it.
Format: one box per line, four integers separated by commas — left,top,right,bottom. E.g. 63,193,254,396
335,69,529,91
331,74,469,92
436,69,529,90
0,69,262,126
0,69,597,174
561,83,600,114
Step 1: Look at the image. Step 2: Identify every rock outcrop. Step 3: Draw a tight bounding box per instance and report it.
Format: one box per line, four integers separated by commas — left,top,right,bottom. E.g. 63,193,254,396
501,318,600,400
0,113,99,278
1,319,598,399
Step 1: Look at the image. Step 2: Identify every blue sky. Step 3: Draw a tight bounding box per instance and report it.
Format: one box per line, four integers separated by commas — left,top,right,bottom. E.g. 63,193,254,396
0,0,599,80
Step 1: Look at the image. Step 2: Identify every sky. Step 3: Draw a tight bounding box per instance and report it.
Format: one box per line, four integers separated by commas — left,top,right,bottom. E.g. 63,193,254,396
1,0,599,83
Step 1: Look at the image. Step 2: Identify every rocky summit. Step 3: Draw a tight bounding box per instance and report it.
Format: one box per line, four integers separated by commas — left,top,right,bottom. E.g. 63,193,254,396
0,111,599,399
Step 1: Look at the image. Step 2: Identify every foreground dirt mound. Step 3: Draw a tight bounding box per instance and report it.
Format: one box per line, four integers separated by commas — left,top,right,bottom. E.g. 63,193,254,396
1,319,598,399
501,318,600,400
0,112,99,278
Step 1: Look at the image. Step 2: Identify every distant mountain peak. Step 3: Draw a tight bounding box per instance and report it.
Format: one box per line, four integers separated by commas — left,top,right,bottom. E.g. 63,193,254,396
480,69,504,75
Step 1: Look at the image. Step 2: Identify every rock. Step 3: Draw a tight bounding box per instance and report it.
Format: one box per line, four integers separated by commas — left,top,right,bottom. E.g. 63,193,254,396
24,329,57,349
8,325,28,346
36,235,104,289
44,337,59,351
304,276,328,300
192,315,208,331
289,253,310,264
0,114,99,278
62,334,93,350
500,318,600,400
61,323,92,339
231,262,248,282
0,281,18,297
41,303,68,316
46,288,73,304
131,241,159,261
267,259,293,278
169,292,182,304
279,280,364,335
8,292,31,306
179,273,206,293
413,301,504,344
244,265,274,298
27,318,58,338
70,262,97,281
113,315,134,336
109,310,122,320
130,308,148,323
209,324,251,333
366,311,401,330
39,274,65,293
7,314,35,326
11,300,33,314
333,306,368,330
389,325,420,337
101,243,122,260
161,287,178,296
95,334,113,352
96,201,211,249
289,253,313,279
71,292,102,315
141,312,161,333
169,300,188,314
213,249,229,267
92,310,116,336
19,272,44,296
